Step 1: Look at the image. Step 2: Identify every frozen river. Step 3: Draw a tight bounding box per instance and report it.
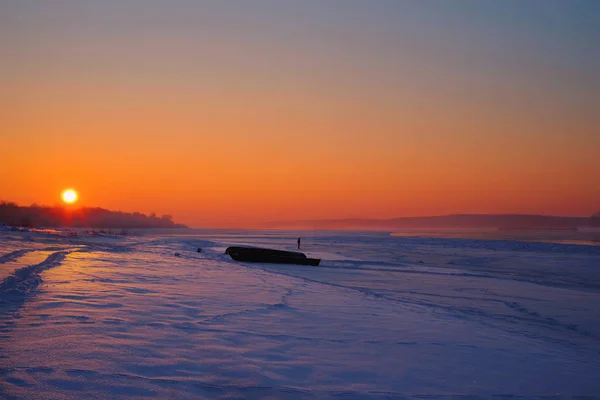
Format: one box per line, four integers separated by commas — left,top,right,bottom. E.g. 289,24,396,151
1,229,599,399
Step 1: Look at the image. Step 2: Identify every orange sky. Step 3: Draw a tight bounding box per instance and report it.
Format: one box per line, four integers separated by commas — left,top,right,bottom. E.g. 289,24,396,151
1,2,598,227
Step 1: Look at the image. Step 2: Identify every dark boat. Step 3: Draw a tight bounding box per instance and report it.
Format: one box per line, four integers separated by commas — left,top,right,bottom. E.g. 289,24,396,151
225,246,321,266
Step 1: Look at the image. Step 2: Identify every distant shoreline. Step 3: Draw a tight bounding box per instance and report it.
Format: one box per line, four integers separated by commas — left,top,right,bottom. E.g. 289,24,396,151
265,213,595,231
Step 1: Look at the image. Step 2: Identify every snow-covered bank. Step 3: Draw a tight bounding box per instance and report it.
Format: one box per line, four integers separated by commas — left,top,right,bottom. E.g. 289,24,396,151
1,230,599,399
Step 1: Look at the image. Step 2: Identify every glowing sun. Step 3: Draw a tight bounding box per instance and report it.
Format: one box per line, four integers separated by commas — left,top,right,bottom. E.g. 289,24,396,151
61,189,78,204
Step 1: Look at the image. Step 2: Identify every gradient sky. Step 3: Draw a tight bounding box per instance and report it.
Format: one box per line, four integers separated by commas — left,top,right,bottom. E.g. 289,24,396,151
1,1,599,227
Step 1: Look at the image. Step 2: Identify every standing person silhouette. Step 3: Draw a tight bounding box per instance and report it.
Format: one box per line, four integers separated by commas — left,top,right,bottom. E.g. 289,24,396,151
297,237,301,250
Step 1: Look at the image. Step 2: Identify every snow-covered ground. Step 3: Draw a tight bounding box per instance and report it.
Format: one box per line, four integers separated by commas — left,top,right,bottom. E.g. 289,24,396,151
1,229,599,399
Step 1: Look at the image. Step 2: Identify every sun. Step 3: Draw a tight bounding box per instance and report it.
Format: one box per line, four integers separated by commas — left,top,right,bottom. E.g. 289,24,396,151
61,189,78,204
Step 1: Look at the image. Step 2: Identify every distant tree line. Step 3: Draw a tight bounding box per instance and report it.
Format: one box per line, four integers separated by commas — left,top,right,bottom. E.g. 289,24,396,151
0,201,187,229
592,211,600,227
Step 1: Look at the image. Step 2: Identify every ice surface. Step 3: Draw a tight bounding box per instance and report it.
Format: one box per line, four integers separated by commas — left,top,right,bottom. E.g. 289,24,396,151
1,230,599,399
